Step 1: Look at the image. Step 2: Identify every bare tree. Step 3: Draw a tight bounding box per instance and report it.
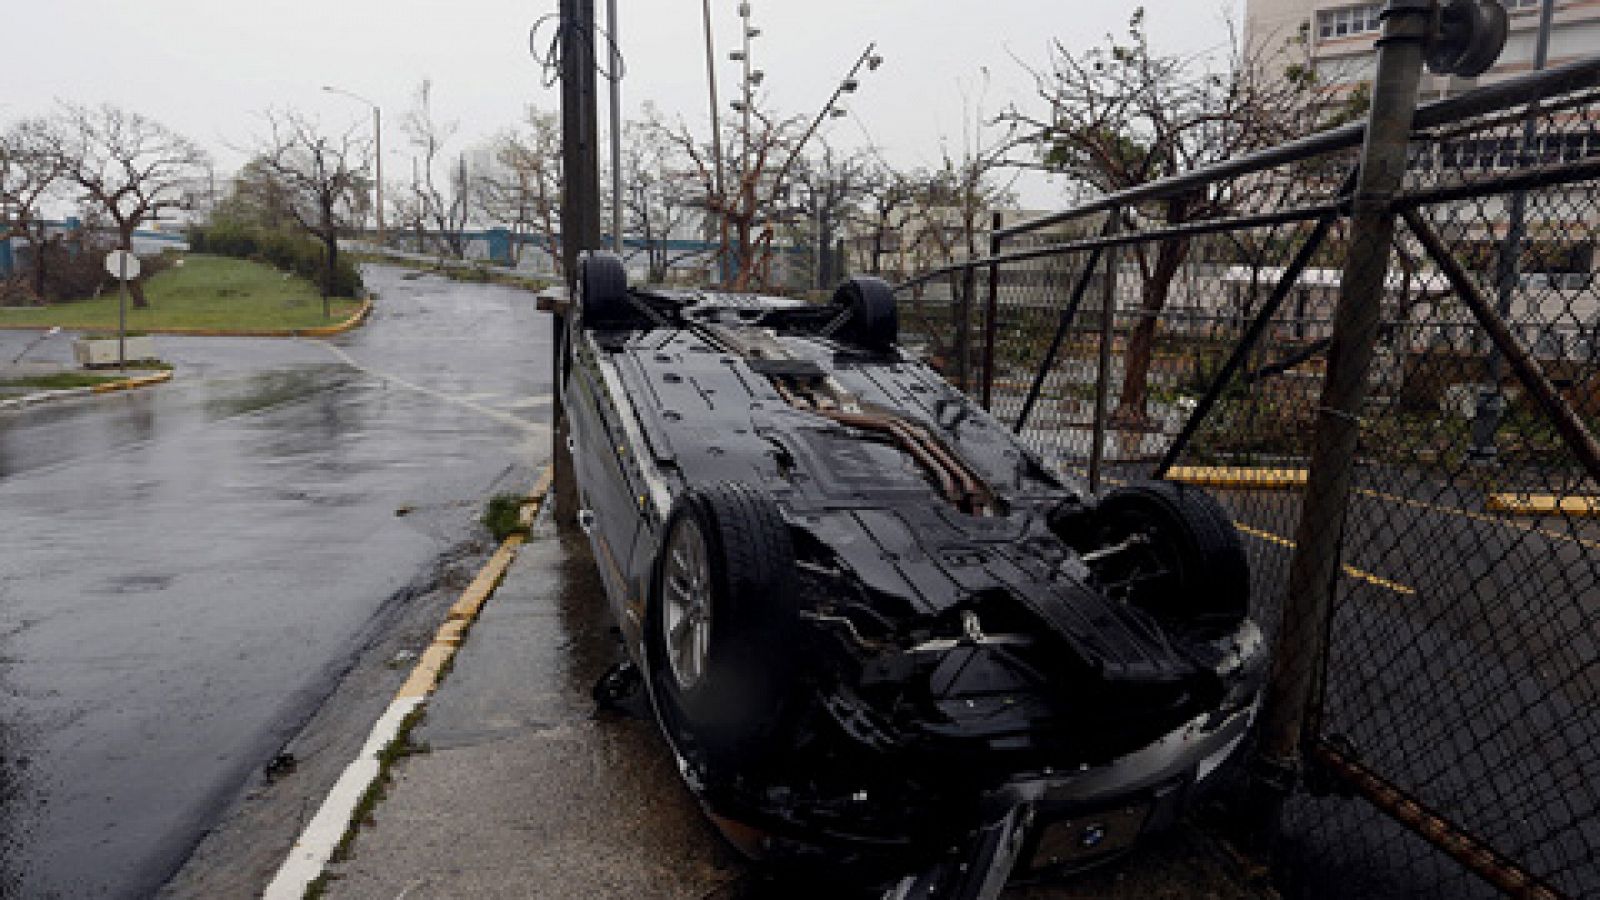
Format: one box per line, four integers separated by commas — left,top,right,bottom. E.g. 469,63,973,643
1003,8,1349,425
401,80,469,259
475,106,563,274
41,103,208,308
255,109,372,313
618,116,703,284
1,118,69,302
791,142,874,289
852,163,918,278
646,100,805,290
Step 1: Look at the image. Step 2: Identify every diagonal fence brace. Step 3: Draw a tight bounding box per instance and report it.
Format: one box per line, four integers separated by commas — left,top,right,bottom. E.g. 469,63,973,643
1401,208,1600,485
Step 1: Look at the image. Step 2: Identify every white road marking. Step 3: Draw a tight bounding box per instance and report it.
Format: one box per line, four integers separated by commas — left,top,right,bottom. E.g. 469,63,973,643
316,341,542,434
262,695,425,900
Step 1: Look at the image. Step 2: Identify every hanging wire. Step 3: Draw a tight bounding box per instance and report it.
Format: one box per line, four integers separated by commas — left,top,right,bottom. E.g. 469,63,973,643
528,12,626,89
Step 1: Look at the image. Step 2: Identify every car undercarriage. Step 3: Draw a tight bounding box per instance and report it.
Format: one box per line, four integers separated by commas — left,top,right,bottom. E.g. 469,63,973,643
563,252,1267,898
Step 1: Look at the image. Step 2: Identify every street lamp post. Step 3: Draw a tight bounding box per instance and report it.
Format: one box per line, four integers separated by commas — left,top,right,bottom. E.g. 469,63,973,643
606,0,624,254
322,85,384,249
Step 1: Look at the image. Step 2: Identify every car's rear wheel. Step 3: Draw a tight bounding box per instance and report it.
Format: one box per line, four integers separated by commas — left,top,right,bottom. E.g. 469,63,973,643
832,275,898,353
646,483,802,772
1089,480,1250,626
577,251,631,328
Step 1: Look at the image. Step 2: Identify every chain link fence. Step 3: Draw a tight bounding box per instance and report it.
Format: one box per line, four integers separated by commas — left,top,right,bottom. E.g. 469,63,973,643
892,53,1600,900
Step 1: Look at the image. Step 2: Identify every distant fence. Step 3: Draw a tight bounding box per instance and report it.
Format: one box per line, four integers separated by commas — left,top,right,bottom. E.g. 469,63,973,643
895,50,1600,900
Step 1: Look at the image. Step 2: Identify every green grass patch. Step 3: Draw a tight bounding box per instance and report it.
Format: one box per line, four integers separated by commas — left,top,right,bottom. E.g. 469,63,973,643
0,255,361,332
0,372,125,390
483,492,528,541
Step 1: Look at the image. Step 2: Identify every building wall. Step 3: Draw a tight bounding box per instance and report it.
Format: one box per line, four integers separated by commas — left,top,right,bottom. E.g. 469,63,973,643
1246,0,1600,94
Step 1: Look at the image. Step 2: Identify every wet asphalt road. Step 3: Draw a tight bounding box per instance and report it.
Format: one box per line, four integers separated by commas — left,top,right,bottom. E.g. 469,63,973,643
0,266,551,899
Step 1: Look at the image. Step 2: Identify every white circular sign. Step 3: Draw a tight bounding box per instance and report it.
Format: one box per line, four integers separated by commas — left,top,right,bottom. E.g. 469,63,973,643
104,250,142,281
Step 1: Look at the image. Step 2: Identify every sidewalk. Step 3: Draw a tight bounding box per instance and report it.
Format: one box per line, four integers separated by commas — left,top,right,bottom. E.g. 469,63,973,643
318,527,744,899
314,526,1271,900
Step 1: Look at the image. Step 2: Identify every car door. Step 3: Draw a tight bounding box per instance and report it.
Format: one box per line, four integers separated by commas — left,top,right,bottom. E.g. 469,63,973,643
565,330,645,624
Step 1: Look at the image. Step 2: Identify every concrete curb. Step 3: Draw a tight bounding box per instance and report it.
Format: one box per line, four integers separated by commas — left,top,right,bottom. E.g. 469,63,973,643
0,370,173,411
1485,492,1600,517
0,297,373,338
263,465,555,900
91,370,173,393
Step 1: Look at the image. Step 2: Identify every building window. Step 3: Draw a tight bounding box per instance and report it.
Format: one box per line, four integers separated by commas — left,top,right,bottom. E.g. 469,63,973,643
1316,3,1383,40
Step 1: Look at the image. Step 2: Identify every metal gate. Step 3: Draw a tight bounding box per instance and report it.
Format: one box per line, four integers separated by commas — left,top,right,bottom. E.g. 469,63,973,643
891,42,1600,900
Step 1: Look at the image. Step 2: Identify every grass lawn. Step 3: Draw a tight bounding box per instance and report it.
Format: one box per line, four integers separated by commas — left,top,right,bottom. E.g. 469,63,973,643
0,255,362,332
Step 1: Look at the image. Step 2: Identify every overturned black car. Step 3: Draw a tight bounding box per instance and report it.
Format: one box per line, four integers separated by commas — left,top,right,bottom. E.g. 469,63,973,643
561,252,1266,898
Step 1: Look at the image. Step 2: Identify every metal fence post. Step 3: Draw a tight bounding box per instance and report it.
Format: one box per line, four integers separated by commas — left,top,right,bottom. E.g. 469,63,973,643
982,211,1003,410
1247,0,1433,837
1088,208,1120,494
954,268,974,392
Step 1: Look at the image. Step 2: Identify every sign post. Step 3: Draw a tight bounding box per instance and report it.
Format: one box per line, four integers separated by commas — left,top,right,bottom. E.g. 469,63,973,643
104,250,141,375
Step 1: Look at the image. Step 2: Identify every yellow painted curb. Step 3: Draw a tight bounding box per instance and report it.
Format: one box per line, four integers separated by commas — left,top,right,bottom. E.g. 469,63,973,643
445,536,524,622
0,297,373,338
392,466,556,702
1167,466,1309,490
1233,523,1416,596
1485,493,1600,517
91,370,174,393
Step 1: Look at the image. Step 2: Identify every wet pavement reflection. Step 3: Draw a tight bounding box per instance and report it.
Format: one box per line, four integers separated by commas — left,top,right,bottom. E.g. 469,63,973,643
0,267,550,898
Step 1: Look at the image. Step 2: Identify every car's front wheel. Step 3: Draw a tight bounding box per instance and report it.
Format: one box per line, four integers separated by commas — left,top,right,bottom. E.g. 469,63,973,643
645,483,803,773
1090,480,1250,626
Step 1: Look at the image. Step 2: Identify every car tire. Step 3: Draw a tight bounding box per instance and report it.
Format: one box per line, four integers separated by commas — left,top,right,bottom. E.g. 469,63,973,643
646,482,802,772
1092,480,1250,625
832,275,898,353
577,251,631,328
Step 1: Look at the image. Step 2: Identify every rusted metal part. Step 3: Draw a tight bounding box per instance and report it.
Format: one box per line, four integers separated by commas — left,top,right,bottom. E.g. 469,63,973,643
773,374,995,515
1401,208,1600,484
820,408,964,511
1311,741,1569,900
900,419,994,515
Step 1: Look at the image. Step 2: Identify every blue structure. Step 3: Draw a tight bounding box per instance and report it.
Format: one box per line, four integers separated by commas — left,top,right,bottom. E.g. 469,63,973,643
486,228,513,265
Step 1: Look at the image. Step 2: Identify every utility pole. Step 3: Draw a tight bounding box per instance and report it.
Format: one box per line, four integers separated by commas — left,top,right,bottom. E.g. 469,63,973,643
554,0,601,527
701,0,731,283
560,0,602,279
322,85,384,247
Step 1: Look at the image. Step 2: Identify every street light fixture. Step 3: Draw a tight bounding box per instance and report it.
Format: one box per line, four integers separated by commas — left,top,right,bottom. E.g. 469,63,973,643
322,85,384,248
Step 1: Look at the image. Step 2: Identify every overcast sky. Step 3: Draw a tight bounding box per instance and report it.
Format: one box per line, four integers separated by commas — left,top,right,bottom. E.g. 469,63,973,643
7,1,1244,209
